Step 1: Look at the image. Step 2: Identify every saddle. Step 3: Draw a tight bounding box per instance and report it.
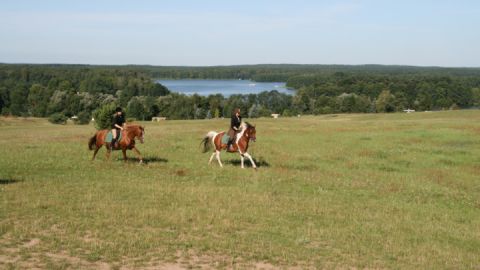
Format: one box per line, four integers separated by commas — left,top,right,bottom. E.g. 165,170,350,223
105,131,123,143
221,133,230,144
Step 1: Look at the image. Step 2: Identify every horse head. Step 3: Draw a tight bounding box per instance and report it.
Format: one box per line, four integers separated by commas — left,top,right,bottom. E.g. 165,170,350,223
138,126,145,143
244,122,256,142
126,125,145,144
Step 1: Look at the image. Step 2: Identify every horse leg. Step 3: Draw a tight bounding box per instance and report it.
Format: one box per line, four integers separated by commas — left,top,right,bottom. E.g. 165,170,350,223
132,147,143,164
244,152,257,169
215,150,223,168
240,154,245,169
106,147,111,161
122,148,127,163
92,145,101,161
208,152,216,165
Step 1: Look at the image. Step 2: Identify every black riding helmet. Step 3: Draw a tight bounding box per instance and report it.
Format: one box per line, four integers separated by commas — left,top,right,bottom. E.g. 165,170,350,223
115,107,122,113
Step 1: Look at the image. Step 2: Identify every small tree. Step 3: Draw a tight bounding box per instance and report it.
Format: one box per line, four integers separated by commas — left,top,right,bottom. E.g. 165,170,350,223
205,110,212,119
376,90,396,113
93,103,117,130
282,109,292,117
449,103,460,110
74,111,91,125
248,104,260,118
126,97,146,120
48,113,68,125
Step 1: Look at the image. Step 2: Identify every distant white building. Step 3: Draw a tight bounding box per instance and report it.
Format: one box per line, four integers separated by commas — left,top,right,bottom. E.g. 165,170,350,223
152,117,167,122
271,113,280,119
403,109,415,113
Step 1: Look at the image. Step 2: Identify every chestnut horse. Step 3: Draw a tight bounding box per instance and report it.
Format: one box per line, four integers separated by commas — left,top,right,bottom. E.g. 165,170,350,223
88,125,145,163
201,122,257,169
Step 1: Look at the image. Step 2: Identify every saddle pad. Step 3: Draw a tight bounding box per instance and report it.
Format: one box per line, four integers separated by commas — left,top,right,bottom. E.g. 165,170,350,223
221,133,230,144
106,131,123,143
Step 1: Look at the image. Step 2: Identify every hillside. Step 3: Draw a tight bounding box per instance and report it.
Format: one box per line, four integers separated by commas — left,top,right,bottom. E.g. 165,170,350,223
1,110,479,268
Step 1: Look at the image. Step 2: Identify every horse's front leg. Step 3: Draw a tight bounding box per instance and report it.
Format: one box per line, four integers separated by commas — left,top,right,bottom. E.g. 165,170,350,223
244,152,257,169
106,145,111,161
240,154,245,169
122,148,127,163
132,147,143,164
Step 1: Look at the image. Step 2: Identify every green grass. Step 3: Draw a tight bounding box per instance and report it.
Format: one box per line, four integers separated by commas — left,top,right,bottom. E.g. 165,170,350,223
1,111,479,269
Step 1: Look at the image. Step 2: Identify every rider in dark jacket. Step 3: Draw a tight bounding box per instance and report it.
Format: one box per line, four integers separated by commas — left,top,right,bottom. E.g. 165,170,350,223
227,108,242,150
111,107,125,148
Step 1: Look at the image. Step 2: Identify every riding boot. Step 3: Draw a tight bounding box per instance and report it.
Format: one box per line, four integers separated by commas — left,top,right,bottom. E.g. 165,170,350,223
111,138,116,149
227,139,233,151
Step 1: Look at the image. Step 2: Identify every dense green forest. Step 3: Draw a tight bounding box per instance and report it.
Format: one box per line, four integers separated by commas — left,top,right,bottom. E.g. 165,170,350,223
1,63,479,122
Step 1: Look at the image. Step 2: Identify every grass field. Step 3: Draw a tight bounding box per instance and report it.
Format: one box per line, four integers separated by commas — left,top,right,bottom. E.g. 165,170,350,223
1,111,479,269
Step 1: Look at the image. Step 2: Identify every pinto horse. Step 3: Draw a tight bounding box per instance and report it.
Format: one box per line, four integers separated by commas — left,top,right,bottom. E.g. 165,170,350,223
88,125,145,163
201,122,257,169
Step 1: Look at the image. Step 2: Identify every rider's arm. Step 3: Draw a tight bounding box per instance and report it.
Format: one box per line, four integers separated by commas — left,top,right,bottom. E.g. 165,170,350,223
230,116,235,129
114,124,123,130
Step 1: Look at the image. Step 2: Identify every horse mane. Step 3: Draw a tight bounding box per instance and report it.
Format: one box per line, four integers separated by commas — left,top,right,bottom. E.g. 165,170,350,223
244,122,254,129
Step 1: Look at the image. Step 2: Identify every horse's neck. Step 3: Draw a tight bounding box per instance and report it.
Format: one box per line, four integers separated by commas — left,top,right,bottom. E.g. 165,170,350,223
238,129,250,145
124,128,138,140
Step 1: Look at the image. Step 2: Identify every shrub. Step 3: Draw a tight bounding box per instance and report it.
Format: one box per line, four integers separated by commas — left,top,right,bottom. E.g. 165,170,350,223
282,109,293,117
48,113,68,124
74,111,91,125
93,104,117,130
449,103,460,110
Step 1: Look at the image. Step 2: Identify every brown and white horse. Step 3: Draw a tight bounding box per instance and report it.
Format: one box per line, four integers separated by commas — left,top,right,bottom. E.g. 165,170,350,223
88,125,145,163
201,122,257,169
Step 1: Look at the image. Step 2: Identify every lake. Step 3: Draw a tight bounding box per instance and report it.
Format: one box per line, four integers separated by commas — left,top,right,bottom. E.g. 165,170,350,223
156,79,293,97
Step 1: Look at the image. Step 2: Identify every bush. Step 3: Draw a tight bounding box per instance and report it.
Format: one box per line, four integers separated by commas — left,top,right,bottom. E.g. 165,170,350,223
93,104,117,130
282,109,293,117
74,111,91,125
48,113,68,124
1,108,11,116
449,103,460,110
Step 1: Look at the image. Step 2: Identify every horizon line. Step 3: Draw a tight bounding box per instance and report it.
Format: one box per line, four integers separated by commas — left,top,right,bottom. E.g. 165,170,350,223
1,62,479,69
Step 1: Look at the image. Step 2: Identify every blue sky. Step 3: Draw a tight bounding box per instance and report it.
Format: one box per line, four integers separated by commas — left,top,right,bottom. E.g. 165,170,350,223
0,0,479,67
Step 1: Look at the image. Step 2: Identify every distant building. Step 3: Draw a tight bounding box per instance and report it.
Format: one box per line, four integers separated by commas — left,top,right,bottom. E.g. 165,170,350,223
271,113,280,119
152,117,167,122
403,109,415,113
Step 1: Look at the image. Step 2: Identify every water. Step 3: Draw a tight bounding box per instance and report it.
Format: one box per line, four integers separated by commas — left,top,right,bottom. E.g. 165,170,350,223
156,79,293,97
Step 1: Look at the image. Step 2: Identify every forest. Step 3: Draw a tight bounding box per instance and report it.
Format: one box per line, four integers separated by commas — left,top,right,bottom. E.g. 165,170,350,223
1,63,480,123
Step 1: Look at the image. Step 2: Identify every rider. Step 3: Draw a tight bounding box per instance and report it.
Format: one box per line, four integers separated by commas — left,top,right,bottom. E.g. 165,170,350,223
227,108,242,151
111,107,125,148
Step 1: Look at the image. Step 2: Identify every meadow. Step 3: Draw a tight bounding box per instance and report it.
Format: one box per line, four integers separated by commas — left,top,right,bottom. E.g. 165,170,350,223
0,111,479,269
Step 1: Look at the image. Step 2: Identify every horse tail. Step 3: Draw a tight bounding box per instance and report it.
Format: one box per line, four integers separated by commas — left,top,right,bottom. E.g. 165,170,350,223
88,134,97,150
201,131,217,153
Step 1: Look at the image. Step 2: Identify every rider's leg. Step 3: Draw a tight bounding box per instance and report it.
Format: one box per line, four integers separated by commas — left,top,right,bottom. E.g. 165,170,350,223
226,129,235,150
226,138,233,150
111,129,117,147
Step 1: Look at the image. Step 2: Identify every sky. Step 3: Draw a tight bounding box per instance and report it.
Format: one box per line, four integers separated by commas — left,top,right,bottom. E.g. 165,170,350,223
0,0,479,67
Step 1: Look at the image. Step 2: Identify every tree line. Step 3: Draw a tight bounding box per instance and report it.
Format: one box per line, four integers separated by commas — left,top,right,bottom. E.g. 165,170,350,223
1,64,479,124
287,72,480,113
